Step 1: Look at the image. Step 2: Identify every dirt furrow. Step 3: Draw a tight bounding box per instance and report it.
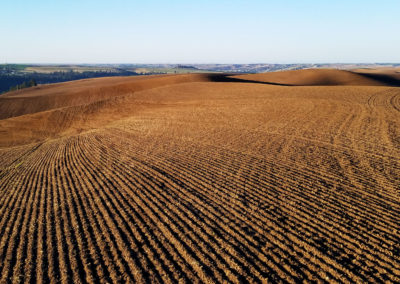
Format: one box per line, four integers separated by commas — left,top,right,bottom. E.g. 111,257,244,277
112,135,394,282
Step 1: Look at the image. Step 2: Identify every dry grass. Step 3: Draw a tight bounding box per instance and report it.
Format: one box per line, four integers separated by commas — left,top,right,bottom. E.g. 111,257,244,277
0,70,399,283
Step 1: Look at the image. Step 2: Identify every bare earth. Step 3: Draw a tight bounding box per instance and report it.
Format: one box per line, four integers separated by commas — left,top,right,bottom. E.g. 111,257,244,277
0,69,399,283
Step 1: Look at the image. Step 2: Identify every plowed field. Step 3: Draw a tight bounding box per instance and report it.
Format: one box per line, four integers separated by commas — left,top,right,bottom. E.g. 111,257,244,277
1,70,399,283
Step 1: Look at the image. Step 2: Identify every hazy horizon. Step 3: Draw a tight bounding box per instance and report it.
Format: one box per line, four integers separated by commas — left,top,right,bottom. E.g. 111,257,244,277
2,62,400,65
2,0,400,63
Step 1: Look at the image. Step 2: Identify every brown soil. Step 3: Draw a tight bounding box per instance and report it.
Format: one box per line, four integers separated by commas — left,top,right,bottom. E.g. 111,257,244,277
0,70,399,283
233,68,400,86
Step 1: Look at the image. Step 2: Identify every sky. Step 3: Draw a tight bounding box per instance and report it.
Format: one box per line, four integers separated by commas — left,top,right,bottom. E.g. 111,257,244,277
1,0,399,64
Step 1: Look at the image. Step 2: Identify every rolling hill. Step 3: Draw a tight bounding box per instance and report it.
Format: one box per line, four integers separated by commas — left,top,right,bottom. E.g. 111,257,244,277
232,68,400,86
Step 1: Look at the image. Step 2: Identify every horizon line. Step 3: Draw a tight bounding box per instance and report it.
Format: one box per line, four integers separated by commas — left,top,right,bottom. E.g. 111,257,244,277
2,62,400,65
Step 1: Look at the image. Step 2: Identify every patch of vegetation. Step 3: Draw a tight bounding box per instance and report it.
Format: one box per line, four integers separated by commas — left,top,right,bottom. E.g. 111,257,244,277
0,69,139,94
8,79,37,92
0,64,27,72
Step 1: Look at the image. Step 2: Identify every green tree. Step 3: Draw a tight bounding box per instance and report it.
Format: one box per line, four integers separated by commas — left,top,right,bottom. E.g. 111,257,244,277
29,79,37,87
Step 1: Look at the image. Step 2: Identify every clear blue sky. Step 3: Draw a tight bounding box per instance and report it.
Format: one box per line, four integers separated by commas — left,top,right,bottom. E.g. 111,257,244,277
1,0,399,63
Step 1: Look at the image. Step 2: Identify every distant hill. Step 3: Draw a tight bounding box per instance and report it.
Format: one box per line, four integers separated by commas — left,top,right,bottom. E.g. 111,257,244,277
232,68,400,86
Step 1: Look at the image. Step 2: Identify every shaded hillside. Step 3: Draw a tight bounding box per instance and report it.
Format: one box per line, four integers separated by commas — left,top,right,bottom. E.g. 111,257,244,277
232,69,400,86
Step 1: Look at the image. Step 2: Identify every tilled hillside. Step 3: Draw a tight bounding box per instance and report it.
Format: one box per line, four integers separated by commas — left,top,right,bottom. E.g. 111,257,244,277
0,72,399,283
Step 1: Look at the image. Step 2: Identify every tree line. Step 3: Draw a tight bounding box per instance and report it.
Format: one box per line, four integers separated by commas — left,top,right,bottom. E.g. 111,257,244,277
8,79,37,92
0,70,139,94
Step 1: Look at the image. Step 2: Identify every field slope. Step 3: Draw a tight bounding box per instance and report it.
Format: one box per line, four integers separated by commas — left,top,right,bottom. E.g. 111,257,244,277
233,68,400,86
0,70,399,283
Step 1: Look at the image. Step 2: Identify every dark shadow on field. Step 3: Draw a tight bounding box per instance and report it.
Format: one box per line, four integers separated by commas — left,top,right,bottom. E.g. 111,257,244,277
350,71,400,87
207,72,400,87
206,74,292,86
